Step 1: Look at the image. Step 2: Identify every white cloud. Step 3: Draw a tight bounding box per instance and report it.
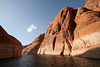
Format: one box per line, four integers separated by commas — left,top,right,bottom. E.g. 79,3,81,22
27,27,32,32
27,24,37,32
31,25,37,29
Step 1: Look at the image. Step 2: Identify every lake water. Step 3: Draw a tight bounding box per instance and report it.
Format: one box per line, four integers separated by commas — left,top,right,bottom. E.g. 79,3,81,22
0,55,100,67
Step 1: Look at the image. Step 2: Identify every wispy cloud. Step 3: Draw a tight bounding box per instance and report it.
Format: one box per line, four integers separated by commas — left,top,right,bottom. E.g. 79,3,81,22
27,25,37,32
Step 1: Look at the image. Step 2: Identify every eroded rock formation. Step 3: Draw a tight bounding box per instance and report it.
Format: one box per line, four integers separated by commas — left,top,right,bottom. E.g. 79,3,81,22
23,0,100,58
22,34,45,55
85,0,100,11
37,7,76,55
71,6,100,58
0,26,22,58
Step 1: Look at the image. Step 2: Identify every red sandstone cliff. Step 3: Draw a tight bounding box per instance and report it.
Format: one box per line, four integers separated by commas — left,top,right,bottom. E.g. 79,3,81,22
0,25,22,58
23,0,100,58
22,34,45,55
85,0,100,11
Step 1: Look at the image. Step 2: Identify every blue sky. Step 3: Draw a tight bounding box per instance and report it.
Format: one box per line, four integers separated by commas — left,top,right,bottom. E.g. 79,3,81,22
0,0,86,46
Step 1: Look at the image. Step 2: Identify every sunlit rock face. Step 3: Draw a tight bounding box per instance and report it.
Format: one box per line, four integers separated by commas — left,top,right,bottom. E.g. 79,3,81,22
71,7,100,58
23,7,76,55
23,0,100,58
37,7,76,55
85,0,100,11
0,26,22,58
22,34,45,55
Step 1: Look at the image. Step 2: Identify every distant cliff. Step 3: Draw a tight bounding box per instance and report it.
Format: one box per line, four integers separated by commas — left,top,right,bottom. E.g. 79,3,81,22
23,0,100,58
0,25,22,58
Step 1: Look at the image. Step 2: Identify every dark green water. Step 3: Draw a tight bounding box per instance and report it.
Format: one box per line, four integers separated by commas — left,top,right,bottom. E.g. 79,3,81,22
0,55,100,67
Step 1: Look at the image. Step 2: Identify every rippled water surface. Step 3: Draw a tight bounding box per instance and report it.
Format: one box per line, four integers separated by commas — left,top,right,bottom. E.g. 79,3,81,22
0,55,100,67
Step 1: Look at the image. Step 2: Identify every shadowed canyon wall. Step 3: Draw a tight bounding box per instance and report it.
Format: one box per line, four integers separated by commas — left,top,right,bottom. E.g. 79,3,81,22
0,26,22,58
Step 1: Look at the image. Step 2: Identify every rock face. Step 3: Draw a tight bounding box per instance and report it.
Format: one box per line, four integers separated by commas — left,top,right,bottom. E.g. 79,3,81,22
22,34,45,55
37,7,76,55
85,0,100,11
23,0,100,58
0,26,22,58
71,7,100,58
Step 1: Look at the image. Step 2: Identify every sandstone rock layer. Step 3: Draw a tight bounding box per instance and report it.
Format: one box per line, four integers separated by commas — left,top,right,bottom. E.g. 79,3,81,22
0,26,22,58
85,0,100,11
22,34,45,55
23,0,100,58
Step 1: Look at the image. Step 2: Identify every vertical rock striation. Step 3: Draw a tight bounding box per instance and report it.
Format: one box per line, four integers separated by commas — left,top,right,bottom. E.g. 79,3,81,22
37,7,76,55
23,0,100,58
71,6,100,58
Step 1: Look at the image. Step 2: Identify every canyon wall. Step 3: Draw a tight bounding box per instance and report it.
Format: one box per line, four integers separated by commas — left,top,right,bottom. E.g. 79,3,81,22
22,34,45,55
0,26,22,58
85,0,100,11
23,0,100,58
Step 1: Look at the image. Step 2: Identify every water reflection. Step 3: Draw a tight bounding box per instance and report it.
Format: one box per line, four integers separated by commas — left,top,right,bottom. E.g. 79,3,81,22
0,55,100,67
